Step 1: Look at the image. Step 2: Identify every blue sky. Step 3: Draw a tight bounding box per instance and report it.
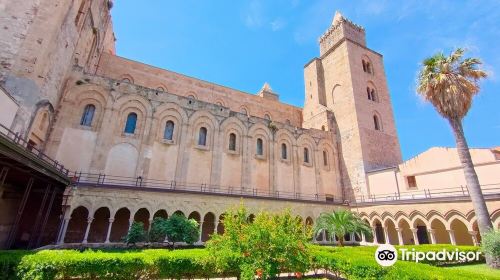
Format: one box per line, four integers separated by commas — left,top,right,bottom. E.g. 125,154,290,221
111,0,500,160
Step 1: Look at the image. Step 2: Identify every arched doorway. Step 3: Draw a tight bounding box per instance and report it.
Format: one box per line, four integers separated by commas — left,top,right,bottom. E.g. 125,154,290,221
201,212,215,242
110,208,130,242
364,219,374,242
373,219,385,244
153,209,168,220
217,214,225,235
450,219,473,245
413,218,429,244
87,207,110,243
384,219,398,245
134,208,150,231
65,206,88,243
430,219,450,244
397,219,413,245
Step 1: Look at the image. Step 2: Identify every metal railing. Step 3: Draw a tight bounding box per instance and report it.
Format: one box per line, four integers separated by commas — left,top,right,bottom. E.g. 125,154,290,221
348,183,500,204
71,172,344,204
0,123,70,175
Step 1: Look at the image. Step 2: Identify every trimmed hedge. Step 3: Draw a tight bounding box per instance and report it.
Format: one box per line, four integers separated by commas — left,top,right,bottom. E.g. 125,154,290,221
0,246,490,280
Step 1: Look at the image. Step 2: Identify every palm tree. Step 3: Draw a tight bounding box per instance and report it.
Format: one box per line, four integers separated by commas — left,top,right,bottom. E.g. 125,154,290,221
417,48,492,238
314,210,372,246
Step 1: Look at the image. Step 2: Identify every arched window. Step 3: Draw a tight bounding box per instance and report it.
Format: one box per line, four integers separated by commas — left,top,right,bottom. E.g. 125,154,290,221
321,125,326,131
264,114,271,121
80,104,95,127
240,107,248,116
373,115,380,131
124,113,137,134
362,60,367,72
367,87,372,100
370,89,377,102
256,138,263,156
366,62,372,74
323,150,328,166
229,133,236,151
303,148,309,163
198,127,207,146
164,120,174,140
281,143,287,160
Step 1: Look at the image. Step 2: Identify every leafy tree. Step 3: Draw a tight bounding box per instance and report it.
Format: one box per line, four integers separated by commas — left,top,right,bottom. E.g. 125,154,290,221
149,217,168,242
164,214,200,248
124,221,146,245
314,210,371,246
416,48,492,239
207,205,312,280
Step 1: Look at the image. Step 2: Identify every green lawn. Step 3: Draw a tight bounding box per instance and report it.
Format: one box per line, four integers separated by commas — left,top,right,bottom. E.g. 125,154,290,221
446,263,500,280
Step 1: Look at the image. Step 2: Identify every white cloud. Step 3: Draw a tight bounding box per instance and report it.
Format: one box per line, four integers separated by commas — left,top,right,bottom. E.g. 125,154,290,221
270,18,286,31
243,0,264,29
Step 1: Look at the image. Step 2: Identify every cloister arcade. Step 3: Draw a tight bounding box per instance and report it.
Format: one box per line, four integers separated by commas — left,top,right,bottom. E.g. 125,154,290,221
357,210,500,246
59,204,322,245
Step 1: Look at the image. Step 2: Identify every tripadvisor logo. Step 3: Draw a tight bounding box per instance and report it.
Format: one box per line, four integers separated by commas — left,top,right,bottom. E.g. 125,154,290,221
375,244,397,266
375,245,482,267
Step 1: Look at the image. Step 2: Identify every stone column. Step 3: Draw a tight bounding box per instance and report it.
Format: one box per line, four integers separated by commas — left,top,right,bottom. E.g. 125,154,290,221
361,233,366,244
396,228,404,245
372,229,378,244
128,218,135,231
469,231,479,246
321,230,326,243
350,233,355,244
411,228,419,245
214,219,220,234
447,229,456,245
383,227,390,244
428,229,436,244
58,218,70,244
105,218,114,243
197,222,204,244
82,217,94,244
148,219,153,232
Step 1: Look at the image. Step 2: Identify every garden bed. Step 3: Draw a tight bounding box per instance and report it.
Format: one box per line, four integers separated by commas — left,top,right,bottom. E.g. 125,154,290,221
0,245,493,280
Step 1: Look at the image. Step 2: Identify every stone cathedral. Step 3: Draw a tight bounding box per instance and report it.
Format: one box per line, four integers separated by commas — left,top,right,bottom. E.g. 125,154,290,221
0,1,498,249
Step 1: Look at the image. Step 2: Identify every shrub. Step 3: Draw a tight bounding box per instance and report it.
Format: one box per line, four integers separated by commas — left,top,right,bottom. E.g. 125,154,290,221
164,214,200,247
148,217,168,242
481,229,500,268
207,205,312,280
124,221,146,244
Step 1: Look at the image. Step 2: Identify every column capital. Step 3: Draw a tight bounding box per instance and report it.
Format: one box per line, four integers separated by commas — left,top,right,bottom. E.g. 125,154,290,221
108,218,115,223
428,228,436,234
447,229,455,233
87,217,94,223
395,227,403,233
468,230,478,236
411,228,418,233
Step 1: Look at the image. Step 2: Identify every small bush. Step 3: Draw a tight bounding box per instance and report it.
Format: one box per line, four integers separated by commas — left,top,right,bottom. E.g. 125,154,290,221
124,222,146,244
148,217,168,242
164,214,200,247
482,230,500,258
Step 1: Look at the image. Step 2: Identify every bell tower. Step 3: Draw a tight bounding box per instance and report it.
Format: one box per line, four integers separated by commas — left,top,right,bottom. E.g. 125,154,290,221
303,11,402,197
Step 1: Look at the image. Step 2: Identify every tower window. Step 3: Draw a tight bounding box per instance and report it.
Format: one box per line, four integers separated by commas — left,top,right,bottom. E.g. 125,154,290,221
124,113,137,134
256,138,263,156
362,60,367,72
281,143,287,160
323,150,328,166
367,87,377,102
164,120,174,140
373,115,380,131
407,176,417,189
80,104,95,127
321,125,326,131
304,148,309,163
198,127,207,146
229,133,236,151
264,114,271,121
